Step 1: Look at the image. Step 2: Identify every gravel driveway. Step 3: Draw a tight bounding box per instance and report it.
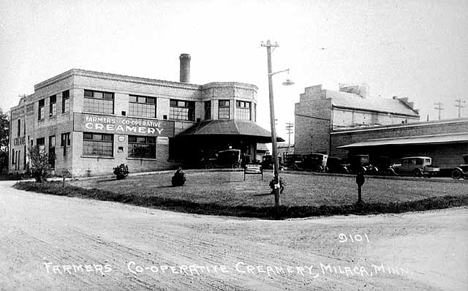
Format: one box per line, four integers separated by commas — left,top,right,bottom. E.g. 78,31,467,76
0,180,466,291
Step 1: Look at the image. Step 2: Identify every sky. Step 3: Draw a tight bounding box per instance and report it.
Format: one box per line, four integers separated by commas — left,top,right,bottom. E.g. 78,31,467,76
1,0,467,142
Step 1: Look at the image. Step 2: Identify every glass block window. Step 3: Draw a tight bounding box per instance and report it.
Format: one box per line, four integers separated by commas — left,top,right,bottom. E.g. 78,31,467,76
169,99,195,121
236,101,251,120
128,136,156,159
129,95,156,118
84,90,114,114
218,100,230,119
38,99,45,120
49,95,56,117
83,133,113,157
204,101,211,120
62,90,70,113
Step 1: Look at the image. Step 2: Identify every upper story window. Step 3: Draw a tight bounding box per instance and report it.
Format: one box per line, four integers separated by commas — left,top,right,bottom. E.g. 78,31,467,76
62,90,70,113
83,133,113,157
49,95,57,117
38,99,45,120
84,90,114,115
17,119,21,137
236,101,251,121
204,101,211,120
218,100,230,119
170,99,195,121
129,95,156,118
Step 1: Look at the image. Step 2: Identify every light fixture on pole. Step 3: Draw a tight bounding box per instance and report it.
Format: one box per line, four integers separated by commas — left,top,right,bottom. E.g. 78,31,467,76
261,40,294,210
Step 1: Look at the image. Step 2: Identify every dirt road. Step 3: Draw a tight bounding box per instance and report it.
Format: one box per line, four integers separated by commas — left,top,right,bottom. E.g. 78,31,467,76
0,180,466,291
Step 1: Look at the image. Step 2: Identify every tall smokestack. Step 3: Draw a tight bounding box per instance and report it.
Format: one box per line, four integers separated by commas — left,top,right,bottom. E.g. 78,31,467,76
179,53,191,83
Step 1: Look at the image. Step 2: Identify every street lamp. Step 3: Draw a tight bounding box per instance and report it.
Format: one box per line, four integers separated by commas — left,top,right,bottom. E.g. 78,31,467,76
261,40,294,209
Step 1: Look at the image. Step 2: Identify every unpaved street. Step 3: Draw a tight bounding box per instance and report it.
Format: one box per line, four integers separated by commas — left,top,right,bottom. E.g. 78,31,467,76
0,180,467,291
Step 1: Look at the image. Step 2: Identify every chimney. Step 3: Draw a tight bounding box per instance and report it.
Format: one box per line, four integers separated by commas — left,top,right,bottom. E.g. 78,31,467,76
179,53,191,83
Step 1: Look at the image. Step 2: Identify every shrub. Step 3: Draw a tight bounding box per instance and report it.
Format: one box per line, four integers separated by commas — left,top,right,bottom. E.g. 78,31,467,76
28,145,53,182
113,164,129,180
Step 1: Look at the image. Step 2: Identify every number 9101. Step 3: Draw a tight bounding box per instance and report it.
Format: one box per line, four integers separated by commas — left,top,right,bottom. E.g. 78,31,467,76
339,233,370,243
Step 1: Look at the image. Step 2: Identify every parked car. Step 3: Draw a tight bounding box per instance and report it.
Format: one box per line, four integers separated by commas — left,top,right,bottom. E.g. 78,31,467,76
296,153,329,172
326,157,350,173
348,154,378,174
387,156,440,177
201,149,242,169
282,154,303,170
452,154,468,180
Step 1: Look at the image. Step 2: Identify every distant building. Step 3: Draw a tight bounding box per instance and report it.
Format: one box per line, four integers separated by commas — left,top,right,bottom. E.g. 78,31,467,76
9,54,275,176
294,83,420,155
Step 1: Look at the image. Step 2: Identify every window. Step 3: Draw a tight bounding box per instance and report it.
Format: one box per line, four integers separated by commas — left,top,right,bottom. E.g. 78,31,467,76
218,100,230,119
11,150,15,165
61,132,70,147
49,136,56,168
236,101,251,120
84,90,114,114
169,99,195,121
62,90,70,113
17,119,21,137
38,99,45,120
204,101,211,120
61,132,71,156
253,103,257,122
129,95,156,118
83,133,113,157
49,95,56,117
36,137,45,151
128,136,156,159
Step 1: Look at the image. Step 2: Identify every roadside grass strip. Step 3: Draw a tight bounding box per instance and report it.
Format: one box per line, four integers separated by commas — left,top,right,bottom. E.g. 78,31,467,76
13,181,468,220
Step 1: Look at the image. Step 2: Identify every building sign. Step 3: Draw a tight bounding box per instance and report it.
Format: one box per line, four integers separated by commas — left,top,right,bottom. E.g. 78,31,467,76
74,113,175,138
14,136,26,146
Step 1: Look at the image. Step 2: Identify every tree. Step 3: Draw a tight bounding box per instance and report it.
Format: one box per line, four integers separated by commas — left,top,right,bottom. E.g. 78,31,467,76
28,145,52,182
0,108,9,174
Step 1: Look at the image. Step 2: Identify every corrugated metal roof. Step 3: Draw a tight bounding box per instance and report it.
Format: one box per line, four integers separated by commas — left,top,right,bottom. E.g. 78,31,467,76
338,133,468,148
326,90,419,116
177,120,285,142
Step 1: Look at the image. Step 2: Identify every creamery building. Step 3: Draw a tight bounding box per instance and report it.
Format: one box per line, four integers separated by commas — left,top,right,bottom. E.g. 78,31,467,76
9,54,274,176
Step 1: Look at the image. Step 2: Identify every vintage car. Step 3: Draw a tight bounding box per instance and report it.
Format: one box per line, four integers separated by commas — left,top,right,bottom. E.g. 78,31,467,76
451,154,468,180
281,154,304,170
348,154,379,174
295,153,329,172
387,156,440,177
326,156,350,173
201,149,242,169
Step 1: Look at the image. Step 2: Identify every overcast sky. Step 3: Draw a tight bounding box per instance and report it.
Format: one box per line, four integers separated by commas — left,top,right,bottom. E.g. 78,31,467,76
1,0,467,141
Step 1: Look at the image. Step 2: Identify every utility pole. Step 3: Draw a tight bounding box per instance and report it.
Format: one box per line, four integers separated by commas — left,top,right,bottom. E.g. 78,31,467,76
455,99,466,118
285,122,294,150
434,102,444,120
261,40,294,210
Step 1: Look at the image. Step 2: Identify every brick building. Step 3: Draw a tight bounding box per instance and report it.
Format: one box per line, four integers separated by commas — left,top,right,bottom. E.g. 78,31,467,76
294,83,420,155
294,83,467,170
332,118,468,170
9,54,273,176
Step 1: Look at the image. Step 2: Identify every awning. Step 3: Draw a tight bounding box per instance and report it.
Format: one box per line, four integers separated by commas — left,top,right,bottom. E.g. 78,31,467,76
338,133,468,149
177,120,285,143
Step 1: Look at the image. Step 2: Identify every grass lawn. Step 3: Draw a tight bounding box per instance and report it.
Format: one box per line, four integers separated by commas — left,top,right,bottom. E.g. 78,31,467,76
69,170,467,206
14,170,468,219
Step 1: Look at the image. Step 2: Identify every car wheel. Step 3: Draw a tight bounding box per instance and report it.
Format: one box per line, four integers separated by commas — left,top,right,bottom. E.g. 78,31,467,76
452,169,462,180
412,169,423,177
232,162,241,169
205,164,213,169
